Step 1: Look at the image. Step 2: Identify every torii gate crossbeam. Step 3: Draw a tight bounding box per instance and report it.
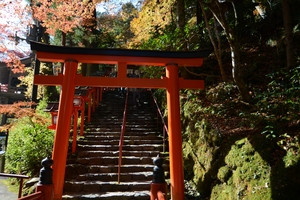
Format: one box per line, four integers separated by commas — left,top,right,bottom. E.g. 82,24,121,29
30,42,211,200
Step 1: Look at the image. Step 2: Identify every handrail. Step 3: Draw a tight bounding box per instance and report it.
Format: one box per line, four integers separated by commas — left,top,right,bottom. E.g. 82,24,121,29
118,90,129,183
149,90,169,152
0,173,30,198
18,191,43,200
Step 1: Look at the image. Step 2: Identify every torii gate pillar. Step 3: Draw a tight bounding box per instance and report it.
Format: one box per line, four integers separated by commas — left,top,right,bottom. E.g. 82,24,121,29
166,64,184,200
52,60,78,199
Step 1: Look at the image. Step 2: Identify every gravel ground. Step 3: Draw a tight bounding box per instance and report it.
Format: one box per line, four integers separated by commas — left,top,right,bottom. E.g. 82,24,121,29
0,177,18,200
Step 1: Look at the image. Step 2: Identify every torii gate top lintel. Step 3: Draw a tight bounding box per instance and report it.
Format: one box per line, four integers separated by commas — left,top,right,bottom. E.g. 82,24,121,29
31,42,211,89
30,41,211,66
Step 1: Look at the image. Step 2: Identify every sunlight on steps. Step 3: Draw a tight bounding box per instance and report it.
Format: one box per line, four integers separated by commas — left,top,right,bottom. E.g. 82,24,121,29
62,90,169,200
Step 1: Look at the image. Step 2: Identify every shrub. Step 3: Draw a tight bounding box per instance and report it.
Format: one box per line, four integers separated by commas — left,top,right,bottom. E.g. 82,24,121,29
255,66,300,141
5,117,54,177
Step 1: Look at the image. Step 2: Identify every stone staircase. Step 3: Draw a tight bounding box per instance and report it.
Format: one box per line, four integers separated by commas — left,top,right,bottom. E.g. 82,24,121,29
62,90,168,200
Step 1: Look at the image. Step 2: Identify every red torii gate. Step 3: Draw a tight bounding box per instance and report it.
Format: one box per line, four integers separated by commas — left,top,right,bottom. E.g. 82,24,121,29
30,42,211,200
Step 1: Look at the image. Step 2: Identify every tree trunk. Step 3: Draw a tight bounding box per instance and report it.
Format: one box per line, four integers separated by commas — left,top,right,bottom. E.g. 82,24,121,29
177,0,186,41
282,0,295,69
177,0,192,79
82,1,99,76
206,0,251,103
221,18,251,103
229,38,251,103
199,1,227,81
177,0,187,51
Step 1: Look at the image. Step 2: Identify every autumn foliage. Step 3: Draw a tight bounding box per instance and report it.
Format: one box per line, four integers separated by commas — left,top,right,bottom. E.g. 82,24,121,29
1,0,101,72
130,0,175,47
0,0,31,73
31,0,98,35
0,102,49,131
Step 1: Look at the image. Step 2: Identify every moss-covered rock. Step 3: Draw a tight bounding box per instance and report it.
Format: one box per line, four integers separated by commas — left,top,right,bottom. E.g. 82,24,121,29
211,138,272,199
182,118,222,197
217,166,231,183
182,118,300,200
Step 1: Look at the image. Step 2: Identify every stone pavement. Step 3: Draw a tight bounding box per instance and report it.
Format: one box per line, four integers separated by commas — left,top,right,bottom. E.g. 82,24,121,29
0,177,18,200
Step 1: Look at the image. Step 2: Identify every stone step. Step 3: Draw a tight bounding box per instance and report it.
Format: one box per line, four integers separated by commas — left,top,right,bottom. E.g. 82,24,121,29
89,117,155,123
65,164,170,181
62,190,151,200
81,131,159,137
75,156,153,165
90,119,123,123
126,120,157,124
84,127,121,132
65,164,155,175
84,123,157,129
82,135,162,141
64,181,151,193
125,127,158,132
88,120,158,125
77,139,163,145
77,139,163,146
85,126,157,130
91,115,124,119
74,171,153,182
77,144,163,151
126,117,154,121
93,106,150,111
76,150,163,158
88,118,122,121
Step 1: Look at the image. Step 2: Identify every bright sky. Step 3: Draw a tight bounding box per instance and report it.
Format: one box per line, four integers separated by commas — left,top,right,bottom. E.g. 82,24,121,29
0,0,142,61
97,0,141,14
0,0,31,60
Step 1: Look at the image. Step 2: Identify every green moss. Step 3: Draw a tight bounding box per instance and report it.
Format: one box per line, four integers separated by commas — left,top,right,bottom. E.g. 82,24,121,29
211,184,236,200
181,91,300,199
217,166,231,183
209,138,272,199
182,120,278,199
182,118,223,196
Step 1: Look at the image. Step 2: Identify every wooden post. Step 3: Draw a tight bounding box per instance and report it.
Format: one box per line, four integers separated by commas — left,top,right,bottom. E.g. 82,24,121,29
87,89,92,122
80,104,85,136
95,87,100,106
36,157,54,200
166,63,184,200
92,88,96,112
150,154,167,200
99,87,103,102
52,59,78,200
72,108,78,153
